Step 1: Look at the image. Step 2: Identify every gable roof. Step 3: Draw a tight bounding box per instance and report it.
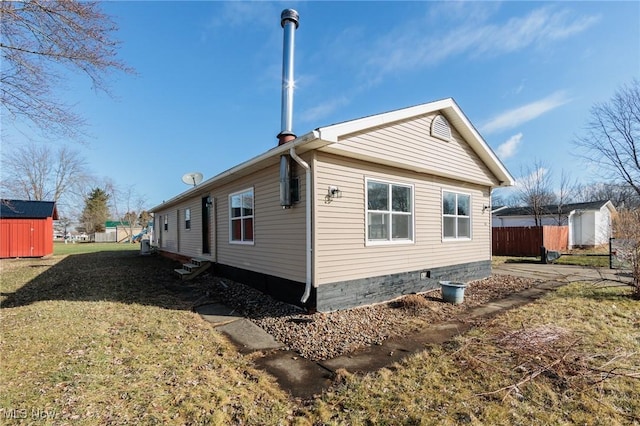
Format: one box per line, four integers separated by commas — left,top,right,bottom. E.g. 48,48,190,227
493,200,615,217
152,98,514,211
0,199,59,219
314,98,514,186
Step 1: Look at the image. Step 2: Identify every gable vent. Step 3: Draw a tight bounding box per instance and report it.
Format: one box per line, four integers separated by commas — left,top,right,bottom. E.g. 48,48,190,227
431,114,452,141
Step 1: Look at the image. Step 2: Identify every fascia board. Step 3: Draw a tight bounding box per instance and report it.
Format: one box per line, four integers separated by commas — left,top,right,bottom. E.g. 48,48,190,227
150,131,321,212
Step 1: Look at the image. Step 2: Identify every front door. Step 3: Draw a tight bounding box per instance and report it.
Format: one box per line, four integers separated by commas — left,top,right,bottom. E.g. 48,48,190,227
202,197,211,254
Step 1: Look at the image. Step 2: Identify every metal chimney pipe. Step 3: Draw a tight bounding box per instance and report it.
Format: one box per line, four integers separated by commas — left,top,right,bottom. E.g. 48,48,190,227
277,9,299,145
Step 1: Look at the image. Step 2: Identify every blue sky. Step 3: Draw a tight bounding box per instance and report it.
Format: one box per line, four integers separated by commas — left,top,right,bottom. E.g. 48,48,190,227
3,1,639,212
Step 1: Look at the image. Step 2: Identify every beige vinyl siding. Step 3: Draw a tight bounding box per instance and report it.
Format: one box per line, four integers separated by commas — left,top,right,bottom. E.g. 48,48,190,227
315,152,492,285
327,113,498,187
153,160,307,282
215,161,306,282
154,198,214,261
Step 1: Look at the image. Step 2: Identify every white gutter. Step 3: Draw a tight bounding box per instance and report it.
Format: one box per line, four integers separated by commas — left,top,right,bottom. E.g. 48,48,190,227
289,146,312,304
491,206,509,214
150,131,319,212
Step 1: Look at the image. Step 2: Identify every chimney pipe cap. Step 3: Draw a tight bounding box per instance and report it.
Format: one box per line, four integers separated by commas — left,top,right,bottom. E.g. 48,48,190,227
281,9,299,28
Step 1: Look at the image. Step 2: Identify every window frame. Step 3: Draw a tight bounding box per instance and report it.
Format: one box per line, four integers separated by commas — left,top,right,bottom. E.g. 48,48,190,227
365,178,415,246
442,190,472,241
163,215,168,231
185,208,191,230
228,187,254,245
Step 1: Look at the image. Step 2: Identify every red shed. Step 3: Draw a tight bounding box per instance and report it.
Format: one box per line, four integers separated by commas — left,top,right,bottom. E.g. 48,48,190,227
0,199,59,258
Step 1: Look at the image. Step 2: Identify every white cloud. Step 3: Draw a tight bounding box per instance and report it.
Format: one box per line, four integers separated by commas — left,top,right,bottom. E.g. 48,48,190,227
363,6,599,81
299,96,350,124
496,133,523,160
515,167,549,189
480,91,571,134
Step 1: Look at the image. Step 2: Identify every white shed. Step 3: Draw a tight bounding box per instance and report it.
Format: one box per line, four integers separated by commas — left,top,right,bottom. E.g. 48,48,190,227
492,200,616,248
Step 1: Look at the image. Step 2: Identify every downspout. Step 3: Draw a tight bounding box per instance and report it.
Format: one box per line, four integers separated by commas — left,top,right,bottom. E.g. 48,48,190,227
289,146,312,303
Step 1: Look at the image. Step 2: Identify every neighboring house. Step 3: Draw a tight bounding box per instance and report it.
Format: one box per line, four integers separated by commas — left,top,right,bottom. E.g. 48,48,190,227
94,221,143,243
0,199,59,258
150,98,515,312
492,200,616,248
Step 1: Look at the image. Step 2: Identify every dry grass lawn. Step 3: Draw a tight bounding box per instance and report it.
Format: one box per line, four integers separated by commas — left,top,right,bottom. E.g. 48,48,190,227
1,243,638,425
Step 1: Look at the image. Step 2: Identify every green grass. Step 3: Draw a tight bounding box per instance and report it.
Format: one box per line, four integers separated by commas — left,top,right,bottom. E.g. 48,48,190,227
554,254,609,267
1,246,292,424
493,254,610,268
53,241,138,256
302,283,640,425
2,245,638,424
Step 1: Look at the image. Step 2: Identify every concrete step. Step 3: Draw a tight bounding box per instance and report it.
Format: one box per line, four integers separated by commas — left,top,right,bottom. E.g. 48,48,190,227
174,260,211,280
183,263,200,272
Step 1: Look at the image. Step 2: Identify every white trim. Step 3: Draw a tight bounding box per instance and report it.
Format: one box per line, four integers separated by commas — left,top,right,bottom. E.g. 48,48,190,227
228,187,255,245
151,98,515,213
185,207,191,230
442,189,472,241
365,177,415,246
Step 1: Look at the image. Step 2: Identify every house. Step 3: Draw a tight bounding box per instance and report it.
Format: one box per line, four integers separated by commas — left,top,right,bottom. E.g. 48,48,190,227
150,98,515,311
491,200,616,248
150,9,514,311
0,199,59,258
92,221,143,243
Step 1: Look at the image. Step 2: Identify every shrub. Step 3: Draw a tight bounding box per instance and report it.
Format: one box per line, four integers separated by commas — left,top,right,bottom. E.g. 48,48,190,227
613,209,640,297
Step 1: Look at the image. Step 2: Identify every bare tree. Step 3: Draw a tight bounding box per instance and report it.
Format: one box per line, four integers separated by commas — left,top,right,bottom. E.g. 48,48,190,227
575,79,640,197
575,181,640,209
553,170,578,225
0,0,131,139
515,160,557,226
0,143,91,214
613,209,640,296
108,184,149,243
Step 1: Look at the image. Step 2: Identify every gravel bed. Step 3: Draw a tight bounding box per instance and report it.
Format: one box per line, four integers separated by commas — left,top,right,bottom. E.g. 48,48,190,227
199,274,541,361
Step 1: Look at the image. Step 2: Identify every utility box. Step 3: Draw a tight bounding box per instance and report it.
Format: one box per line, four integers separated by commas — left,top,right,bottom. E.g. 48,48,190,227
140,239,151,255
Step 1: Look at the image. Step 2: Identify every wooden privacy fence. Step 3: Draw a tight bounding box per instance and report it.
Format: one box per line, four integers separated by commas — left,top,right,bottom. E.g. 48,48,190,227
492,226,568,256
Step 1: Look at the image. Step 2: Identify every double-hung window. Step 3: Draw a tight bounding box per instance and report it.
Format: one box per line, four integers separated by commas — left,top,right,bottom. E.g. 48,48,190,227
185,208,191,230
366,179,413,243
229,188,254,243
443,191,471,239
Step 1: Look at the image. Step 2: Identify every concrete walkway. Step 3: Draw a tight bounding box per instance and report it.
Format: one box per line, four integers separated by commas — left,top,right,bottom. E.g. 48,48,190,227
196,263,632,399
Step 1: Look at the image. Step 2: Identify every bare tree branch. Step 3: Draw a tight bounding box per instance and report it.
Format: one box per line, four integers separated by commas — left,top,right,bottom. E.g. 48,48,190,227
0,0,132,140
575,80,640,197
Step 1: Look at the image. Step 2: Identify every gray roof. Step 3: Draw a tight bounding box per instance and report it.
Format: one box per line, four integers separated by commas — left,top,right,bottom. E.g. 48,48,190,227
0,199,59,219
493,200,611,217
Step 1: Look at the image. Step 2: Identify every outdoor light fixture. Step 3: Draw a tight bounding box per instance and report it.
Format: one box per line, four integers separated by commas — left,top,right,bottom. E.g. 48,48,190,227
328,186,342,198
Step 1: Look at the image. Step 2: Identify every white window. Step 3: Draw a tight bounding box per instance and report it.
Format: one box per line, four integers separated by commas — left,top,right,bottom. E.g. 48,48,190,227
443,191,471,239
163,215,168,231
229,188,254,244
366,179,414,243
185,208,191,230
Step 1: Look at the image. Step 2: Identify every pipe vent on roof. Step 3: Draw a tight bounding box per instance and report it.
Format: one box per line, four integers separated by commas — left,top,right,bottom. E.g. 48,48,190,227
431,114,452,141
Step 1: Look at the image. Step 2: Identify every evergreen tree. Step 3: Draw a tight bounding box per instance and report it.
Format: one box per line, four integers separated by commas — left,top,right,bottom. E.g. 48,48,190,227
81,188,110,233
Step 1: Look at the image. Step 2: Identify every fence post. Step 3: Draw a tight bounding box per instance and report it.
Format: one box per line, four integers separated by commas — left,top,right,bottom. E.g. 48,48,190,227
540,246,548,264
609,238,613,269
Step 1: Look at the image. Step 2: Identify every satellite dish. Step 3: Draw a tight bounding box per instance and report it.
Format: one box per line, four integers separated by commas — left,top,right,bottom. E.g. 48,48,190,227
182,172,203,187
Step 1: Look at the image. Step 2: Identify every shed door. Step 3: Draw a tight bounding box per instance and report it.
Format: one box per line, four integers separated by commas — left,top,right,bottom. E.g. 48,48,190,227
0,219,34,258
